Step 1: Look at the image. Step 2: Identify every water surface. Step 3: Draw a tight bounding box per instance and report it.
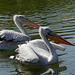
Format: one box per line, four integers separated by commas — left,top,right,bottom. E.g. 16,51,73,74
0,0,75,75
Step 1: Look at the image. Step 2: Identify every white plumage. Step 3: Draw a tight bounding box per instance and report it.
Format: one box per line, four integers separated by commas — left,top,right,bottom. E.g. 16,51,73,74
11,27,66,65
14,39,65,64
0,30,29,42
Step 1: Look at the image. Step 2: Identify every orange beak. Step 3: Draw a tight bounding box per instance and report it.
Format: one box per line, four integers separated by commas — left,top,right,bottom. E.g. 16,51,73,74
47,30,75,46
22,17,39,28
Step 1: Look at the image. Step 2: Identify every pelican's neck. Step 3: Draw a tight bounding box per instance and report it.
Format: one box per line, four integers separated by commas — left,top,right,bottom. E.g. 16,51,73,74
39,28,58,63
14,16,29,37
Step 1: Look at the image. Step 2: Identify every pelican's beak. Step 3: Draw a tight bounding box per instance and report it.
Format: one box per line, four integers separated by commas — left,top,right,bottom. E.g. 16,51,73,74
23,17,39,28
47,31,75,46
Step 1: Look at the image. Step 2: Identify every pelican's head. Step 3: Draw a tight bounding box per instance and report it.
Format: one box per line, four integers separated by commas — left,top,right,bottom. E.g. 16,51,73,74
13,15,39,28
39,27,75,46
13,15,24,22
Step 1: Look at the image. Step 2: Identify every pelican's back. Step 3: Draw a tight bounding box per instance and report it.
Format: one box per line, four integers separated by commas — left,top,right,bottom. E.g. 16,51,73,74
0,30,29,42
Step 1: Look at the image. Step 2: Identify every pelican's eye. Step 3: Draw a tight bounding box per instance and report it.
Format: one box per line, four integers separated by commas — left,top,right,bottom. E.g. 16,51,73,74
44,28,52,34
47,30,54,36
19,16,24,20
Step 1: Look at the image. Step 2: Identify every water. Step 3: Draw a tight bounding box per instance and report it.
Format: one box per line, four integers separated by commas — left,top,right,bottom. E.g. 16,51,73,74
0,0,75,75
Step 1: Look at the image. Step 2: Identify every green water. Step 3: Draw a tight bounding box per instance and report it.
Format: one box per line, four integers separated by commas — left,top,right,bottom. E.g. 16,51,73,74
0,0,75,75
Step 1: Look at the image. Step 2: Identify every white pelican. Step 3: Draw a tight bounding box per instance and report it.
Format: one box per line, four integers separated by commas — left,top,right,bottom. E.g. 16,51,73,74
11,25,75,65
0,15,31,50
0,15,65,50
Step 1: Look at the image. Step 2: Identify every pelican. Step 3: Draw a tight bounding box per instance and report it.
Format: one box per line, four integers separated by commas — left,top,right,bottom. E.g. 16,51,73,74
11,25,75,65
0,15,65,50
0,15,31,50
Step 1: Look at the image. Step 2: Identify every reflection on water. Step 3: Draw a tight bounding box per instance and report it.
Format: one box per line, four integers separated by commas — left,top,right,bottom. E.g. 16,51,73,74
0,0,75,75
8,63,67,75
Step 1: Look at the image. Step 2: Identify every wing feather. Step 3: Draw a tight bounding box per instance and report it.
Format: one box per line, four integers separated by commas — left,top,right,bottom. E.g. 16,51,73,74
0,30,29,42
15,44,39,63
28,39,65,51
